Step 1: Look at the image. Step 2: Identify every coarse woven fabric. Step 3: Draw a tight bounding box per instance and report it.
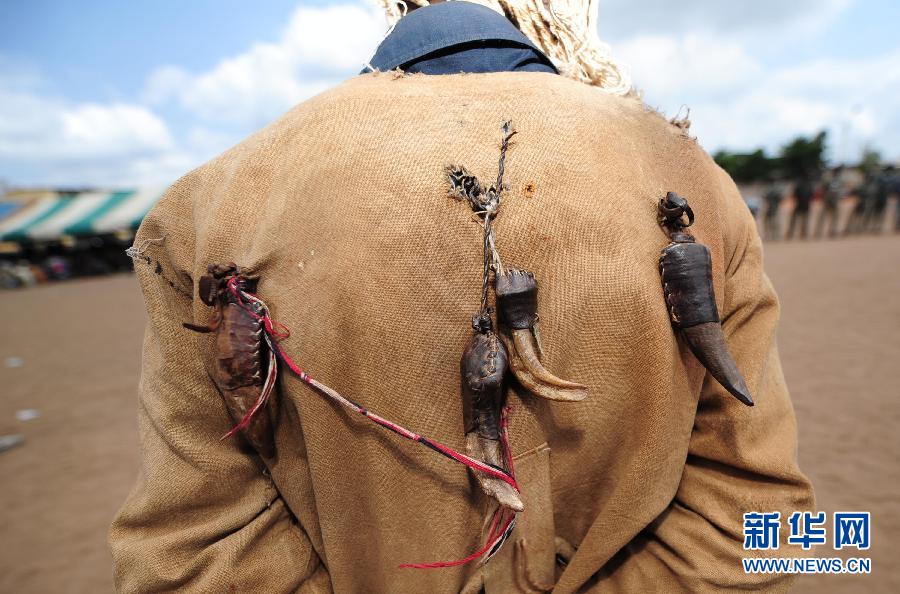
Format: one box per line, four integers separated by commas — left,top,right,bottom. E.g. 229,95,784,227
109,71,814,593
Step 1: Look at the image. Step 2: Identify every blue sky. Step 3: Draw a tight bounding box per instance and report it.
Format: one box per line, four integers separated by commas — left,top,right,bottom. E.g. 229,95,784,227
1,0,898,187
1,1,302,102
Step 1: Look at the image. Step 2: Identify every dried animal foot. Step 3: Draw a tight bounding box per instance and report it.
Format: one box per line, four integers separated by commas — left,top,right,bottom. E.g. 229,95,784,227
466,433,524,512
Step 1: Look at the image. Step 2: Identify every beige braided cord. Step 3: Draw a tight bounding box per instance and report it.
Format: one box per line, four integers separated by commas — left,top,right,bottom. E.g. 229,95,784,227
376,0,632,95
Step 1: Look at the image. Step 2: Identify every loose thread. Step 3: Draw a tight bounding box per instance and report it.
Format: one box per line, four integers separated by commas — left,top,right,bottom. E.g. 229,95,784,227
475,121,516,321
399,408,519,569
399,508,516,569
126,236,193,298
479,212,493,319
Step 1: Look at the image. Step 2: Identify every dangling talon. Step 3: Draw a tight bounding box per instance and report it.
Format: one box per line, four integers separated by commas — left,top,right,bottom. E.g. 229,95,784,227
495,269,587,402
502,334,587,402
512,330,587,392
681,323,754,406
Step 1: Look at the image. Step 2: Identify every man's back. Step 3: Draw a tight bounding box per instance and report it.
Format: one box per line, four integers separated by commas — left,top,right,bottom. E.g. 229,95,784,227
110,72,813,593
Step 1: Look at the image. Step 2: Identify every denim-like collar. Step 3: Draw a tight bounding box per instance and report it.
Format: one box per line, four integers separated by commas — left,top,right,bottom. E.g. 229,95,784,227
364,1,557,73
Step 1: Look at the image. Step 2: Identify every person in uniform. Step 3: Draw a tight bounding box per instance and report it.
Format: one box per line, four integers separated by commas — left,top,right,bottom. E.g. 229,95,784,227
762,180,783,241
815,166,843,239
786,174,813,240
110,2,814,592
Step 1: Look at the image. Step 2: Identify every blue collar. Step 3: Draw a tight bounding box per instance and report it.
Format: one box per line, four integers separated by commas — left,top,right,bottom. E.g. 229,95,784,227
364,1,557,74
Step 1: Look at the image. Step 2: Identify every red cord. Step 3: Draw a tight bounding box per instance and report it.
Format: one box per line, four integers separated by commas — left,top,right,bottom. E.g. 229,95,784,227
222,279,522,568
399,508,515,569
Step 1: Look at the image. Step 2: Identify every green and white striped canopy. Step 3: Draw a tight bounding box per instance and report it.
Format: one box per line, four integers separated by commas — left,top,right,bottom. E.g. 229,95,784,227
0,188,165,241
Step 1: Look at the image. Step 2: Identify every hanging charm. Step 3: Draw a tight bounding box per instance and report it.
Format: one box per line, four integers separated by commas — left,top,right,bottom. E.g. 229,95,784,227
448,121,523,512
170,257,521,566
184,263,278,457
657,192,754,406
461,315,524,512
449,120,587,513
496,269,587,402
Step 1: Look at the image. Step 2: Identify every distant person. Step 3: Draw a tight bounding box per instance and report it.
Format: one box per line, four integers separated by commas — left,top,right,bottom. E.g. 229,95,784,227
847,172,877,235
865,165,893,233
892,169,900,232
763,182,783,240
815,166,843,239
744,192,761,220
787,175,813,240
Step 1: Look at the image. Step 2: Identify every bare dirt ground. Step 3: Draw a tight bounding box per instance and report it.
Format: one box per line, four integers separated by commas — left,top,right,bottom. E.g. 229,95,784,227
0,235,897,593
766,236,899,594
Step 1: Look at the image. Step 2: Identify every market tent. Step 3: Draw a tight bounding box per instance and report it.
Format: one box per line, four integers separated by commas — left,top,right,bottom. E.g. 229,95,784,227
90,188,166,235
0,191,61,241
0,188,165,242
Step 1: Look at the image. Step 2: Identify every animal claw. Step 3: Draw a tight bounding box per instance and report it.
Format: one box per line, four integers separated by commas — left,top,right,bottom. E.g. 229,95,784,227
510,330,588,400
504,334,587,402
494,268,587,402
657,193,753,407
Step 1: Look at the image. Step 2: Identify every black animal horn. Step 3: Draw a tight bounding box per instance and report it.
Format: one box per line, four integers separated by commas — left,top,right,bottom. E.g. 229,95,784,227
681,323,753,405
658,192,754,406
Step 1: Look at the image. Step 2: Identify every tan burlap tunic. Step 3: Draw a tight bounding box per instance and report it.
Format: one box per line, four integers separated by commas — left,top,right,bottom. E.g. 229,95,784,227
109,72,814,593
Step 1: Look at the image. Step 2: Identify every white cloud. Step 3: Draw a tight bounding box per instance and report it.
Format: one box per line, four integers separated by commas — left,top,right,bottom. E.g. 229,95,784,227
179,43,312,125
0,2,387,186
2,0,898,187
617,33,762,99
726,52,898,161
142,66,191,105
61,103,173,158
282,4,387,69
150,3,385,127
0,62,193,185
601,0,900,162
601,0,850,40
0,90,173,162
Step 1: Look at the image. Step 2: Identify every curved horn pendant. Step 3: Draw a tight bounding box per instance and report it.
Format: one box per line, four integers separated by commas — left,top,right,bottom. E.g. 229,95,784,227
658,192,754,406
461,327,524,511
500,333,581,402
496,269,587,402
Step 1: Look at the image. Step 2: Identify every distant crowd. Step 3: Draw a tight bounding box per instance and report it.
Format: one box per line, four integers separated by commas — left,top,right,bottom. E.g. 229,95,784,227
750,165,899,241
0,234,133,289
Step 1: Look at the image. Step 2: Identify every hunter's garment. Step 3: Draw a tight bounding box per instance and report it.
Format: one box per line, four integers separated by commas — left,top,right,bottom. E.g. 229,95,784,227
110,72,814,593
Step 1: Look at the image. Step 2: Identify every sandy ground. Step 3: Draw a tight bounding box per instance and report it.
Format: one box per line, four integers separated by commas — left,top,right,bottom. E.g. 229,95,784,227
0,235,897,593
